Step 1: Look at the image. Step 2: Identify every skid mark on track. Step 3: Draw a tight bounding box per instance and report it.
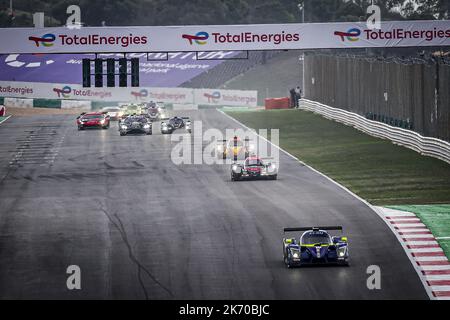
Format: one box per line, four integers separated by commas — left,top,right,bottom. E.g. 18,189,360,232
99,205,173,299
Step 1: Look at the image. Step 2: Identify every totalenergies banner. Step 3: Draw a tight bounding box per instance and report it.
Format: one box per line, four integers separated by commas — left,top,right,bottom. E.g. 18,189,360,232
194,89,257,106
0,20,449,54
0,81,258,107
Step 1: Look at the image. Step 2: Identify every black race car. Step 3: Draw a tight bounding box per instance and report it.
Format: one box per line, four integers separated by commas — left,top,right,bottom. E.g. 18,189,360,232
161,116,191,134
119,115,152,136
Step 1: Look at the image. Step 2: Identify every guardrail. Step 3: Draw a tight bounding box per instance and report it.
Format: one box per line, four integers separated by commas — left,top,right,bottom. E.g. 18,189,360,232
299,99,450,164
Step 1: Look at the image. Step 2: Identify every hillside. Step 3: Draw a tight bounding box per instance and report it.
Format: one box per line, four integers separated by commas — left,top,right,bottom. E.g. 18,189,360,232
220,50,302,105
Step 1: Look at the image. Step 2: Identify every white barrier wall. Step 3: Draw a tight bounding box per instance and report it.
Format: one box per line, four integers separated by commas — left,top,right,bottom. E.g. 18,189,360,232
61,100,91,110
4,97,34,108
300,99,450,164
0,81,258,107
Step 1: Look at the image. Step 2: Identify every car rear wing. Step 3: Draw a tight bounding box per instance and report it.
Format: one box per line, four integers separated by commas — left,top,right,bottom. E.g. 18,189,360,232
284,226,343,233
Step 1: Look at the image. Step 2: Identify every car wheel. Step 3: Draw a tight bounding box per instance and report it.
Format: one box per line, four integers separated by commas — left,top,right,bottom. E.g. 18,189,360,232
271,174,278,180
78,126,83,130
120,132,126,136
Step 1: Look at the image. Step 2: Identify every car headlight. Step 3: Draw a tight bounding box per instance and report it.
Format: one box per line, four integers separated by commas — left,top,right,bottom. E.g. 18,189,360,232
232,164,238,171
121,125,128,130
290,248,300,259
337,246,347,257
144,124,150,129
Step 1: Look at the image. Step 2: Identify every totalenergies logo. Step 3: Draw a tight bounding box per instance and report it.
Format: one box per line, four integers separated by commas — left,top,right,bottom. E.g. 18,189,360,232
204,91,221,103
53,86,71,98
131,89,149,100
28,33,56,47
334,28,361,42
182,32,209,45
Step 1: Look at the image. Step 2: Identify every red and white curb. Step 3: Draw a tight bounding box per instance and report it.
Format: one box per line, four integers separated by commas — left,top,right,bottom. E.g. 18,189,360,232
376,207,450,300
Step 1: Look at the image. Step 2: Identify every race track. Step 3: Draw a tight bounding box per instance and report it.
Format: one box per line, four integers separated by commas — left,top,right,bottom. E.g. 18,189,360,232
0,110,428,299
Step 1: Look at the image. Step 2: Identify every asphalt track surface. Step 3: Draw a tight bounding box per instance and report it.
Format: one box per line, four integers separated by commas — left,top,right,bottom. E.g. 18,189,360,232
0,110,428,299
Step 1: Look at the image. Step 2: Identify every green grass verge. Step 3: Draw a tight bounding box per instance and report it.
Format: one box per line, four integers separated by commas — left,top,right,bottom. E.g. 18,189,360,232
225,109,450,205
387,205,450,259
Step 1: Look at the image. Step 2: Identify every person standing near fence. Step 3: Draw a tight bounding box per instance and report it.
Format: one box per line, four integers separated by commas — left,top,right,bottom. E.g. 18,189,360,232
289,88,296,108
294,86,302,108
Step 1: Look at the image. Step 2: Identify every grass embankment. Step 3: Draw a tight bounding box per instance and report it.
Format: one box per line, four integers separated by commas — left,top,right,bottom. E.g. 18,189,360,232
225,109,450,206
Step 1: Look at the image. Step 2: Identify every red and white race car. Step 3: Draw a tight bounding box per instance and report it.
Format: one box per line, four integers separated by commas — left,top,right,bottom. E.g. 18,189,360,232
76,112,110,130
231,156,278,181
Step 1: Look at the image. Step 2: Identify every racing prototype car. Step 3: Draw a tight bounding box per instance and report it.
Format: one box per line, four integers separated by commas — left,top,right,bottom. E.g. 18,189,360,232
161,116,191,134
145,101,166,121
119,115,152,136
218,136,255,160
76,112,110,130
100,106,123,121
283,226,349,268
231,156,277,181
118,103,145,120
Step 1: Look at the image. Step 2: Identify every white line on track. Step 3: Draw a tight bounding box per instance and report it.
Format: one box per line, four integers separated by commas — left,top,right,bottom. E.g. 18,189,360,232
425,275,450,280
407,241,440,246
430,286,450,291
415,256,448,261
393,223,427,228
421,265,450,271
410,248,445,253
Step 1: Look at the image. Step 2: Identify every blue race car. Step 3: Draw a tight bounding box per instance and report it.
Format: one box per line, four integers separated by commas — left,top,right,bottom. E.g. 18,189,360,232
282,226,349,268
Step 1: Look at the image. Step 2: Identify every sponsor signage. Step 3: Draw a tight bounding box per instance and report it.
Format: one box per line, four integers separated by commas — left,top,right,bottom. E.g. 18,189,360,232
194,89,257,107
0,81,258,107
0,20,448,54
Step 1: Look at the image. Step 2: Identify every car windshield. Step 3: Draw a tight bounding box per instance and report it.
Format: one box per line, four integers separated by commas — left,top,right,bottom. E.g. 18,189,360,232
104,108,120,112
246,158,262,166
301,232,331,245
82,115,102,119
